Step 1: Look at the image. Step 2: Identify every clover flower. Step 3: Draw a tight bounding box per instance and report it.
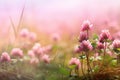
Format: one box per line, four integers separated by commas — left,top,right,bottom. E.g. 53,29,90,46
99,30,111,43
11,48,23,58
0,52,11,62
79,40,93,52
81,20,93,31
28,50,35,58
69,58,80,68
112,39,120,49
30,58,39,65
79,32,88,42
20,28,29,38
97,42,104,49
29,32,37,42
41,54,50,63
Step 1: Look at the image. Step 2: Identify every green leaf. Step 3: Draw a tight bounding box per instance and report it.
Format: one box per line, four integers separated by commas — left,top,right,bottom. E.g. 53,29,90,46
93,65,99,72
79,55,86,59
91,42,97,48
47,75,58,80
114,48,120,53
117,48,120,51
103,55,113,66
69,65,77,69
111,59,117,66
90,57,94,62
93,34,98,40
59,67,69,76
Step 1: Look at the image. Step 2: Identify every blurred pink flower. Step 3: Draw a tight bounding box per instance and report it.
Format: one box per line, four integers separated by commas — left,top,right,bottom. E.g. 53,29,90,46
79,40,93,52
11,48,23,58
0,52,11,62
41,54,50,63
107,51,113,57
30,58,39,65
99,30,111,43
81,20,93,31
94,53,99,58
37,48,44,56
44,45,52,53
97,42,104,49
69,58,80,68
21,42,30,49
19,28,29,38
79,32,88,42
112,39,120,49
74,45,80,53
32,43,41,53
28,50,35,58
29,32,37,42
51,33,60,42
39,45,52,54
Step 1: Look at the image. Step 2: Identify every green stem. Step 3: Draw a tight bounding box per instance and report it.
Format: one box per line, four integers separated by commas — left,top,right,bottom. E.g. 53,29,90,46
86,52,93,80
81,52,85,76
86,53,90,75
103,42,107,66
117,54,120,64
104,42,107,57
87,30,89,39
75,68,79,76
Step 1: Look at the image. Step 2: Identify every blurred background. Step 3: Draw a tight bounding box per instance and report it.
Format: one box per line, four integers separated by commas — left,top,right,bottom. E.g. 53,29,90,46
0,0,120,41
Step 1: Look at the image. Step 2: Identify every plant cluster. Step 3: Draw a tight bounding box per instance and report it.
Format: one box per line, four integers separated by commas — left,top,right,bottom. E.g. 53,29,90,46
0,20,120,80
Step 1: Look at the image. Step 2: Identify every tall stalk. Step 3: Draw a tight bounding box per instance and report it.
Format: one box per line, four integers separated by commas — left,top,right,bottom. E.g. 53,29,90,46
86,52,90,75
103,42,107,57
17,3,25,32
86,51,93,80
81,52,85,76
87,30,89,39
9,16,17,38
117,54,120,64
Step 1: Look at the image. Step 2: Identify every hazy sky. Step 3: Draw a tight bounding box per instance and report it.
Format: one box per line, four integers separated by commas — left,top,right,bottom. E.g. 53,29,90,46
0,0,120,34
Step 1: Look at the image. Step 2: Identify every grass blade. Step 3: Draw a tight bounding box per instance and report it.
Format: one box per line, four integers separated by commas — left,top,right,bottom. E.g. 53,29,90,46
9,16,17,38
17,3,25,31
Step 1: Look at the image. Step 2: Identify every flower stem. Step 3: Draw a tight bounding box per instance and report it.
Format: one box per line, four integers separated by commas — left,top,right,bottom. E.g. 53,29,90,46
117,54,120,64
81,52,85,76
104,42,107,57
87,30,89,39
86,52,90,75
86,52,93,80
